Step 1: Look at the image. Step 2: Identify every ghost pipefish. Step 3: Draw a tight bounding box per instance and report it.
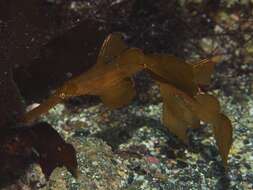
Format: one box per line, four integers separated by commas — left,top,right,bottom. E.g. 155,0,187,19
21,33,146,124
20,32,221,124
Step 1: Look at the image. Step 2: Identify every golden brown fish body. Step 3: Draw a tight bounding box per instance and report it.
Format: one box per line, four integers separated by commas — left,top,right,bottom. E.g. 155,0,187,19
21,48,144,124
19,31,232,170
21,32,220,126
68,48,144,96
142,54,198,96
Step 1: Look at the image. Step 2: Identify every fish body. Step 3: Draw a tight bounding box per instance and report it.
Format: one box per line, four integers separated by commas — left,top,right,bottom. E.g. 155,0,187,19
67,48,144,96
21,33,221,126
21,34,144,123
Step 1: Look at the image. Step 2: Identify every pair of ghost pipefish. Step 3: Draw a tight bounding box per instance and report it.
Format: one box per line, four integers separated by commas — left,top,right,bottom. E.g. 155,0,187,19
20,33,232,168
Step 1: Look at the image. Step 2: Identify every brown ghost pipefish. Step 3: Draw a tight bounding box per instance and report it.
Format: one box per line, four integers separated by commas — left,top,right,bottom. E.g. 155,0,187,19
21,33,221,124
21,33,232,168
21,33,146,124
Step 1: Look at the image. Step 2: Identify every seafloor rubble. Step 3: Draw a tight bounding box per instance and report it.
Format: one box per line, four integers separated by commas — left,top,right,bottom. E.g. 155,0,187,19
8,61,253,189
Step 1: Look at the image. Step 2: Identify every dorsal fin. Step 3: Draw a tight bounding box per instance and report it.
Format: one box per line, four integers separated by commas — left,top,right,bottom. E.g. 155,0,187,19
192,55,223,85
145,54,198,96
97,33,128,66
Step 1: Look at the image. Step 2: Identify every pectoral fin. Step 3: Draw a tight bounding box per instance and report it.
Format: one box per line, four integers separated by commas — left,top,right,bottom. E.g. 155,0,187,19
99,78,136,109
163,100,189,144
160,82,200,144
97,33,128,65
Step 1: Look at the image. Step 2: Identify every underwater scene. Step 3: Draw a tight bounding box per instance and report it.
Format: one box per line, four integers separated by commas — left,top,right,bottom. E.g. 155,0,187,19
0,0,253,189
